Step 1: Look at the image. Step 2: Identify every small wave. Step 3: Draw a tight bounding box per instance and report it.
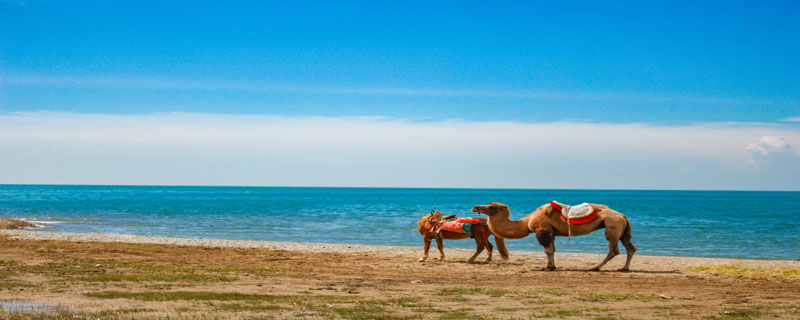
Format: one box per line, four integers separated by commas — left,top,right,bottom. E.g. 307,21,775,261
15,219,66,229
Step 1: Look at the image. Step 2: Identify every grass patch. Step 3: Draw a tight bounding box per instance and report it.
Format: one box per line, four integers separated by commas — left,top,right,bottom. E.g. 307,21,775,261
87,290,294,302
207,267,285,275
95,308,156,317
495,307,518,312
40,260,192,274
747,304,799,316
0,281,35,289
709,309,760,319
0,312,86,320
437,311,471,320
525,298,559,305
689,265,800,280
86,290,358,304
526,289,571,296
142,283,178,290
577,293,656,302
77,273,234,282
530,308,585,318
0,260,18,266
431,287,514,297
332,305,404,320
213,303,284,312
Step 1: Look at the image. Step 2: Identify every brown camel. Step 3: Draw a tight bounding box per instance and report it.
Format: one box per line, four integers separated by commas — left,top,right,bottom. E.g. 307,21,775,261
414,211,509,263
472,202,636,271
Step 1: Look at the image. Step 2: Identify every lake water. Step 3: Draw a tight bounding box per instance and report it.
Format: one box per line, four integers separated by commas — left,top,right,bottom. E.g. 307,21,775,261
1,185,798,260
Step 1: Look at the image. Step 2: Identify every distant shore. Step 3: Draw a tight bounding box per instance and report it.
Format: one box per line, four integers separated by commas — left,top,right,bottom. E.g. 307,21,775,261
2,229,797,268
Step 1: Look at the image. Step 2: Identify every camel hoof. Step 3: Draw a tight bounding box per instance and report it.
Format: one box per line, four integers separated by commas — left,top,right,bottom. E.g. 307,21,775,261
418,258,425,262
617,267,630,272
590,267,601,272
541,266,556,271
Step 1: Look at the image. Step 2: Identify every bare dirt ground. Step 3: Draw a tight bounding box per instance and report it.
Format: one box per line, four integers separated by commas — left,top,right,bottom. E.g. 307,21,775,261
0,232,798,319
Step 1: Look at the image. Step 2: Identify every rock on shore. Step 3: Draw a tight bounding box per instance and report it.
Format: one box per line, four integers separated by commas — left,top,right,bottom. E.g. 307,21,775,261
0,217,36,230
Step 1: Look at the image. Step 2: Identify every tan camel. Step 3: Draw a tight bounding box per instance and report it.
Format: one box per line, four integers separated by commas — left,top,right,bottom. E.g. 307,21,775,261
472,202,635,271
414,211,509,263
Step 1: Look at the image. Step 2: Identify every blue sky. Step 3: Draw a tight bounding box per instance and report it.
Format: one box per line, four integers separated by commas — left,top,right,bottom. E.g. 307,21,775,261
1,1,799,189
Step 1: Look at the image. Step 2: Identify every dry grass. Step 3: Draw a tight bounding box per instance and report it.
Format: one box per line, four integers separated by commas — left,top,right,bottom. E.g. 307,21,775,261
688,265,800,280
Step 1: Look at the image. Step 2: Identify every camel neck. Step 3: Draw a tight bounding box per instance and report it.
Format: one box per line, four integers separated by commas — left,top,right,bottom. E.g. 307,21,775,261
488,212,531,239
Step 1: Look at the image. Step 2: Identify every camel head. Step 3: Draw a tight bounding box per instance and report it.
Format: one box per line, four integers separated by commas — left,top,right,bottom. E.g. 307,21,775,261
413,211,442,232
471,202,509,216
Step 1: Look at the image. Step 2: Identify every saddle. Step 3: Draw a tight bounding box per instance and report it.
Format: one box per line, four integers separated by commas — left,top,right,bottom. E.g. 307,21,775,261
425,211,486,238
550,201,597,224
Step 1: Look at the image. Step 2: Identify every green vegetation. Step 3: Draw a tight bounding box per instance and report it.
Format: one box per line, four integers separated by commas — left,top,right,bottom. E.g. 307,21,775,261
530,308,585,318
495,307,518,312
0,259,18,266
0,312,86,320
709,309,760,320
77,273,234,282
207,266,285,275
332,304,413,320
95,307,156,317
213,303,284,312
432,287,513,297
86,290,358,304
0,281,35,289
431,287,572,298
577,293,656,302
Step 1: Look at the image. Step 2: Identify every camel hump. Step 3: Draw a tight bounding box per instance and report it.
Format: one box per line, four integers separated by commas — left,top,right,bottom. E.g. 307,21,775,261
550,201,597,224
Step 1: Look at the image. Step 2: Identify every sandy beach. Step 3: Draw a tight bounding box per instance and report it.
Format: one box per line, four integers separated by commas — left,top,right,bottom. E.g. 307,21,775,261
1,229,799,319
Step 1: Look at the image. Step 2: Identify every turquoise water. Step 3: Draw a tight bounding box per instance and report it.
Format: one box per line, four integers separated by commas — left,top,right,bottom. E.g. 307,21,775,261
1,185,798,260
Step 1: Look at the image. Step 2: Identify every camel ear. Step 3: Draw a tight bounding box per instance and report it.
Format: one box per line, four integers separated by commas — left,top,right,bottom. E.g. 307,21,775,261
412,227,421,232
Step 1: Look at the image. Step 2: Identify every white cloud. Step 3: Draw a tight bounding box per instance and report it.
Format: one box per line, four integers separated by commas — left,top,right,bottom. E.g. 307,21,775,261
1,74,788,106
746,136,796,169
1,112,799,190
780,117,800,122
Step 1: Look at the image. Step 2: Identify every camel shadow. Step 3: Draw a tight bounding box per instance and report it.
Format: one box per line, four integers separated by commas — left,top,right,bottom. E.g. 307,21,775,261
548,268,680,274
440,260,494,265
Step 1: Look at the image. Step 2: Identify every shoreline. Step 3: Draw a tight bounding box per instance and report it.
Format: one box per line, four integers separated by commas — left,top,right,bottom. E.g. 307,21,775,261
2,229,797,269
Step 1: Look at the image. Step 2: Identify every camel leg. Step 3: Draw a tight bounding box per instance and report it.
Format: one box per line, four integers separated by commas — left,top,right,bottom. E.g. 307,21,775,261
419,236,432,262
544,241,556,270
478,227,493,262
591,227,621,271
484,233,493,262
467,236,485,263
495,236,509,262
618,222,636,271
435,237,445,261
536,230,556,271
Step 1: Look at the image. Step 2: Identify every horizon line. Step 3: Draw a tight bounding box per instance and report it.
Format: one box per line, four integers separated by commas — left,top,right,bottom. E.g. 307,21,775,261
1,183,797,192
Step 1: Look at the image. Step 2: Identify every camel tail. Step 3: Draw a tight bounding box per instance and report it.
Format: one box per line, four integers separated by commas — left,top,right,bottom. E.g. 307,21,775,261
494,236,510,260
621,216,632,241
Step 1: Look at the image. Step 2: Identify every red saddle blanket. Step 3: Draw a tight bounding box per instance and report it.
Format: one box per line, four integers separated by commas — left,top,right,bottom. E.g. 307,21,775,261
427,216,485,236
439,218,480,234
